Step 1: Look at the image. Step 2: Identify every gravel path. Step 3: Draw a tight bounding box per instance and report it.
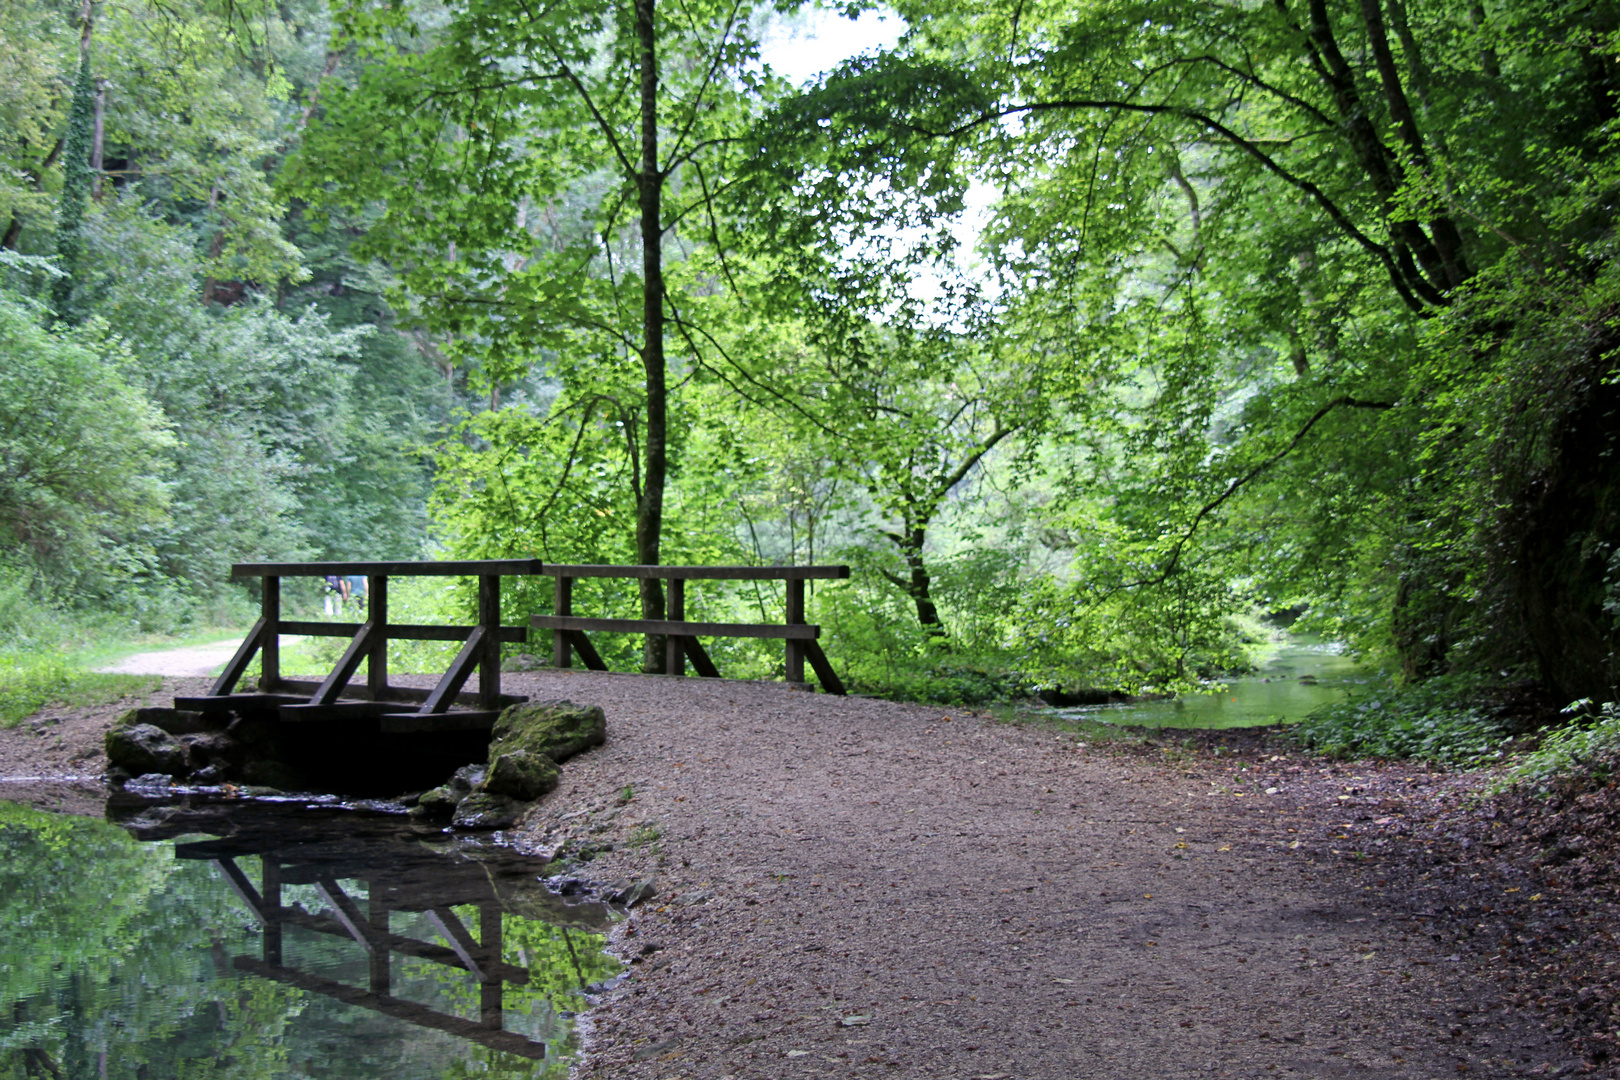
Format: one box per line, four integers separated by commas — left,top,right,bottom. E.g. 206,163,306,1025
497,671,1561,1080
0,671,1579,1077
96,643,240,677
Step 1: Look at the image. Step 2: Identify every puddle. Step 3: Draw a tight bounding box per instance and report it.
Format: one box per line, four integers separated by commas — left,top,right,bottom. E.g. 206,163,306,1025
1049,635,1369,730
0,796,621,1077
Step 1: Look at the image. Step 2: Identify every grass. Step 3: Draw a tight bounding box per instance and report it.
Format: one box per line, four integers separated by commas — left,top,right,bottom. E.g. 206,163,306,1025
0,652,158,727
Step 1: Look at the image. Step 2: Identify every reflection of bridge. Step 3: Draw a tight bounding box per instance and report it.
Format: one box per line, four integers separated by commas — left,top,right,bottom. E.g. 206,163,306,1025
115,800,609,1062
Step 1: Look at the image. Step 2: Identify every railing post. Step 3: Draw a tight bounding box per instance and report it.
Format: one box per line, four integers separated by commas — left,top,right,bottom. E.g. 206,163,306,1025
262,858,282,966
368,884,390,995
368,574,388,699
785,576,805,685
262,575,281,689
479,575,500,708
665,577,685,677
479,904,503,1030
553,576,573,668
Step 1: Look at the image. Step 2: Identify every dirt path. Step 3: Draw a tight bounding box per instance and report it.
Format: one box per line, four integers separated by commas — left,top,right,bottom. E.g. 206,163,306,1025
96,642,240,678
0,671,1592,1077
494,672,1571,1080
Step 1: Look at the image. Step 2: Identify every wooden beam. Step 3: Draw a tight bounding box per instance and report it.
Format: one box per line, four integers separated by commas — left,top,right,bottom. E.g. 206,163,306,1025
276,621,527,643
209,618,268,697
314,875,376,953
213,858,270,923
568,630,607,671
421,625,486,715
379,710,502,734
262,576,281,687
683,636,721,679
234,958,547,1060
269,679,524,710
539,564,849,581
277,701,420,722
367,575,388,699
478,575,500,708
665,579,685,677
232,559,546,578
267,679,524,710
785,578,806,685
552,576,573,668
531,615,819,639
312,621,378,706
424,906,489,982
175,693,310,713
804,641,847,696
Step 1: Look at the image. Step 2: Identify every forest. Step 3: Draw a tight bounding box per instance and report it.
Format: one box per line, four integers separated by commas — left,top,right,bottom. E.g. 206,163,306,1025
5,0,1620,752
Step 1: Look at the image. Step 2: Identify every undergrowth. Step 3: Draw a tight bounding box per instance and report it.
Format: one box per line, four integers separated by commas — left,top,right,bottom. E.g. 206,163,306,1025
1289,671,1518,763
1496,699,1620,795
0,652,156,727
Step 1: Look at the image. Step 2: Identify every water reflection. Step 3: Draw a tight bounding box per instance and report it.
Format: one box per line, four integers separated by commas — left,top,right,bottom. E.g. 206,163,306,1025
1,797,619,1079
1049,636,1369,730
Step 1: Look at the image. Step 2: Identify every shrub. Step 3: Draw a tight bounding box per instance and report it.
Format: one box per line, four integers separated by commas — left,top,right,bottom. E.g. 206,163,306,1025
1290,672,1513,762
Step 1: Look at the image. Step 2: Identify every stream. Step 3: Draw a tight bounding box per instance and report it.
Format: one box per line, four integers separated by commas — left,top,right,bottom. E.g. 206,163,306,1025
1047,635,1368,730
0,795,619,1079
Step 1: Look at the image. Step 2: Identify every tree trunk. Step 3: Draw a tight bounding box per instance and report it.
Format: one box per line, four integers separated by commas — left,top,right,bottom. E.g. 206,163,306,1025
90,77,104,200
885,521,946,638
635,0,668,673
1505,365,1620,704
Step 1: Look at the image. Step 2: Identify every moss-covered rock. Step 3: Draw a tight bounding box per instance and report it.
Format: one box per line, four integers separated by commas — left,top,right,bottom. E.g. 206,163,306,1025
489,700,605,765
105,723,186,777
452,791,525,830
484,749,560,801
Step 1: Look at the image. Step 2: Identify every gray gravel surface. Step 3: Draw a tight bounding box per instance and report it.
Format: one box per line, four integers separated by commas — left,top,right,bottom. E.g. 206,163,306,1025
0,670,1578,1077
495,671,1564,1080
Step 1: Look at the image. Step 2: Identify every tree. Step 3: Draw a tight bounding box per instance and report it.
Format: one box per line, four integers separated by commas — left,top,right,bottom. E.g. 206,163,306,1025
291,0,795,670
775,0,1620,697
0,273,174,600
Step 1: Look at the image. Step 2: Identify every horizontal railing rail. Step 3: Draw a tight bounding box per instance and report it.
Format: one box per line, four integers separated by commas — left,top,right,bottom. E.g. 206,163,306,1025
176,559,545,729
532,564,848,694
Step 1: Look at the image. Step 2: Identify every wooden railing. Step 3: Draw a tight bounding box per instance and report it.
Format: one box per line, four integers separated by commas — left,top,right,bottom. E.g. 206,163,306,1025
531,564,849,695
178,560,545,730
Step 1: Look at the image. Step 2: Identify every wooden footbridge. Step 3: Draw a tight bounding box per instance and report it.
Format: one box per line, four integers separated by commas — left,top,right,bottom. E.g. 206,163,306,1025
179,559,848,733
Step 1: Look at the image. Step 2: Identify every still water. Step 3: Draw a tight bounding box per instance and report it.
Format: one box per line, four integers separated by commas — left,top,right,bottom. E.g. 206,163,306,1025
1049,636,1367,730
0,796,619,1079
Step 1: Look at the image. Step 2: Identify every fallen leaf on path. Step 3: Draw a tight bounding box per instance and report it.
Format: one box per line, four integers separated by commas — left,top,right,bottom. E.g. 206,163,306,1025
840,1015,872,1026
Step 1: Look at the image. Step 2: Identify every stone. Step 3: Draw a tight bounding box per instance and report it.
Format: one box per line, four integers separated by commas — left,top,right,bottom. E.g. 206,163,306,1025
501,653,548,672
105,723,186,777
489,700,605,766
412,784,463,818
447,764,485,794
179,732,235,770
609,878,658,907
190,764,225,785
484,749,560,801
452,792,524,830
126,707,212,735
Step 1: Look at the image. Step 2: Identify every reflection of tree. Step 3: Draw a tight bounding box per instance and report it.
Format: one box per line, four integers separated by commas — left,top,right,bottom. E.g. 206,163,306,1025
0,800,617,1079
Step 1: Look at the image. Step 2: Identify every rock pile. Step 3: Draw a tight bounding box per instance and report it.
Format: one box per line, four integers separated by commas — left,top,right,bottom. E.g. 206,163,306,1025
104,707,301,789
102,698,608,831
411,699,606,829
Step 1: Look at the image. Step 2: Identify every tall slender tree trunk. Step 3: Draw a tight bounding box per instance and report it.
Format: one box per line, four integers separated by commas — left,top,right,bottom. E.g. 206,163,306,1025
635,0,668,672
883,515,946,638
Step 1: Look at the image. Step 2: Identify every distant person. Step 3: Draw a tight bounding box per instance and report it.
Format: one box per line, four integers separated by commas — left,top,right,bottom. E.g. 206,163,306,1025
347,574,368,612
323,574,349,616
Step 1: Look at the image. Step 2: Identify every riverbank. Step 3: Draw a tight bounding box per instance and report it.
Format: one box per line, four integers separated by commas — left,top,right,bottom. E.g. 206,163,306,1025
0,672,1611,1077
